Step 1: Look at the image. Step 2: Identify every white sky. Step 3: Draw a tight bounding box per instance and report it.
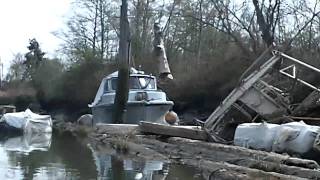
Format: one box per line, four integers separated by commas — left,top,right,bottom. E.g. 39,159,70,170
0,0,72,75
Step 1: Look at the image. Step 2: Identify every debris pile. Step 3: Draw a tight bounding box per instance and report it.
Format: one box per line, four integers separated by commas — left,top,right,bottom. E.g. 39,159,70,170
204,49,320,144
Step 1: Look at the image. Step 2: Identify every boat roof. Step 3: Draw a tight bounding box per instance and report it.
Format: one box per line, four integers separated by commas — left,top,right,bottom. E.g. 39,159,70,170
106,67,155,79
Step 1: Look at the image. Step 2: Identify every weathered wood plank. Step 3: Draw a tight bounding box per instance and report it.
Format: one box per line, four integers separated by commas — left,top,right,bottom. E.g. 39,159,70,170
139,121,208,141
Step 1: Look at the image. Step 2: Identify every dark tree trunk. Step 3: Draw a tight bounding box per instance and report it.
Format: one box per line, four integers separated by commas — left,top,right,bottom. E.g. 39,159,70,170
99,0,105,59
92,2,98,53
252,0,274,46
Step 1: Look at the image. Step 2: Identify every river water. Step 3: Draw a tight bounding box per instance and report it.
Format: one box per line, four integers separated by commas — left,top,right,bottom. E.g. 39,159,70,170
0,132,204,180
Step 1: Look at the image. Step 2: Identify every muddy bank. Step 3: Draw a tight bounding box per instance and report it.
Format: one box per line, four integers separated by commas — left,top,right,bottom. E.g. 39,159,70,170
54,122,320,180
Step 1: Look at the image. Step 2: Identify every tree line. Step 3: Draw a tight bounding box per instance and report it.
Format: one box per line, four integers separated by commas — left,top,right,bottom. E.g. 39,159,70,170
5,0,320,117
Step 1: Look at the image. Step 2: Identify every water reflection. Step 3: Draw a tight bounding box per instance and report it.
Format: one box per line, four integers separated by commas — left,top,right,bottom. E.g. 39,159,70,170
91,148,168,180
0,132,96,180
90,144,204,180
1,133,51,153
0,132,203,180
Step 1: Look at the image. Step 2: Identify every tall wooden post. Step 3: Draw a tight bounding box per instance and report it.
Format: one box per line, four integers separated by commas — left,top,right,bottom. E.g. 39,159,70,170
113,0,130,123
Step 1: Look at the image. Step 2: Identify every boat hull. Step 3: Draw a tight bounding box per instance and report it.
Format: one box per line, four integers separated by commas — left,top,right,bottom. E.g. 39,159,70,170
91,102,173,124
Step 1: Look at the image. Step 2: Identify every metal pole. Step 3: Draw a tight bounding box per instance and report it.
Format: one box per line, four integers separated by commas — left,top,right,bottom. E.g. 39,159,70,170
279,52,320,74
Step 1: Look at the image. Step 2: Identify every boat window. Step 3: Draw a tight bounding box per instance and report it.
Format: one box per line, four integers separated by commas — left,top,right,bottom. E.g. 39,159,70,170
111,78,117,90
130,77,156,89
106,76,156,91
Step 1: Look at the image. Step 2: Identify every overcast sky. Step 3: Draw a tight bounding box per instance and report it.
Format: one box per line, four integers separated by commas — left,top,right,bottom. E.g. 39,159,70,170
0,0,72,75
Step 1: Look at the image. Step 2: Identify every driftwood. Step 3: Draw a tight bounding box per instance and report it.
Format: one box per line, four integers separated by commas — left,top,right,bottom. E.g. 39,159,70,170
166,137,320,179
88,123,320,179
181,159,305,180
95,124,140,135
95,123,319,168
139,121,207,141
168,137,319,169
131,136,320,179
92,134,307,179
91,135,168,162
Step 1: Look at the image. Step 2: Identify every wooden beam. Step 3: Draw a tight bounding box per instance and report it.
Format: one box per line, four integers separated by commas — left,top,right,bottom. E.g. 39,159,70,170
139,121,208,141
286,116,320,121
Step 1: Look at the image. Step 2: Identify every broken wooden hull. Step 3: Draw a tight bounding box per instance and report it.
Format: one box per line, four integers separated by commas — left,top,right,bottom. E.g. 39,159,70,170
205,49,320,142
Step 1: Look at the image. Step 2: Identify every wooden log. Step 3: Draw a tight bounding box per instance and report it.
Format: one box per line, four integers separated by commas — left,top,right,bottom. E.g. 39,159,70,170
93,124,319,172
168,137,319,169
95,123,140,135
139,121,207,140
133,137,320,179
92,135,301,179
91,132,319,179
181,159,306,180
95,123,318,171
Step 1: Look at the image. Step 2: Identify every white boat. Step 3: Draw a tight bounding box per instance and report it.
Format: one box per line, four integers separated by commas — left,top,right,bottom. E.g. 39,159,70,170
89,68,174,124
0,109,52,134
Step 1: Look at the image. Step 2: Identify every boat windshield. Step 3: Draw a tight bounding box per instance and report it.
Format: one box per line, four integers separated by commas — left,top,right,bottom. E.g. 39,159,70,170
106,76,156,91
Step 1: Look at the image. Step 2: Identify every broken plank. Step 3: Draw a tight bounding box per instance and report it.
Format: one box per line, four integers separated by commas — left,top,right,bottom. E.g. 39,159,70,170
139,121,207,141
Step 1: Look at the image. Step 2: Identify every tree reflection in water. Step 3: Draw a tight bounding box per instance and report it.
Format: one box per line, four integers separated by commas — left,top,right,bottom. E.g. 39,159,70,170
0,132,203,180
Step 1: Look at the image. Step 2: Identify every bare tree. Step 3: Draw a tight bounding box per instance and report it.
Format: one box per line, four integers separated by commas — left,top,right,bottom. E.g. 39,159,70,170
252,0,280,46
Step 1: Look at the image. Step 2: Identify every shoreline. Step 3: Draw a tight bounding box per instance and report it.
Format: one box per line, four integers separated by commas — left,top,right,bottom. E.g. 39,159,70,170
54,122,320,179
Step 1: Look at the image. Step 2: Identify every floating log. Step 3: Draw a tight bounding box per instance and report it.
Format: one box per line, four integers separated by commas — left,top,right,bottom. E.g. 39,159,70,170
95,123,319,168
89,122,320,179
92,134,305,179
139,121,207,141
168,137,319,170
181,159,305,180
132,136,320,179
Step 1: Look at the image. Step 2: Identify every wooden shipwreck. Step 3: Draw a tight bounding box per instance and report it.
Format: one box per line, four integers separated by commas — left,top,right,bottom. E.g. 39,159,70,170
204,49,320,143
